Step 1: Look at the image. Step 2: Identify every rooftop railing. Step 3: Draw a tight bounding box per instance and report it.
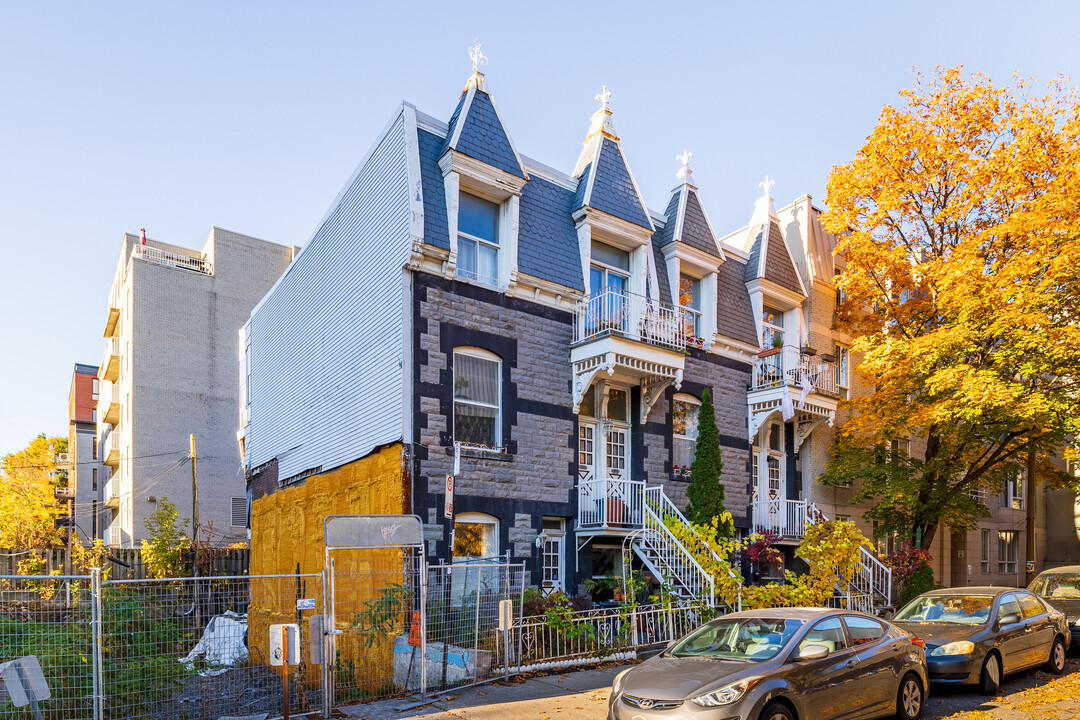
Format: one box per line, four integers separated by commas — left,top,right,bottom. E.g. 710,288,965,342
134,244,212,275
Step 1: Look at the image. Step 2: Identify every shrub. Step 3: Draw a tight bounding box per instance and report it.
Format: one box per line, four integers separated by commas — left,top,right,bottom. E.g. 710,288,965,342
899,562,938,607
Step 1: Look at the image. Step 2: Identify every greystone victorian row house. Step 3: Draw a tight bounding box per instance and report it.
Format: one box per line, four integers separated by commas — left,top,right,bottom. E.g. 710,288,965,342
240,58,892,603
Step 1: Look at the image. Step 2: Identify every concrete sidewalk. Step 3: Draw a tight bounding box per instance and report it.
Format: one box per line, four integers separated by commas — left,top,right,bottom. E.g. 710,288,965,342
337,665,624,720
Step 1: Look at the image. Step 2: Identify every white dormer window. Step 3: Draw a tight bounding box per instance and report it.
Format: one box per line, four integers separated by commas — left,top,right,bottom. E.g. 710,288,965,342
762,305,785,349
457,193,500,286
589,240,630,295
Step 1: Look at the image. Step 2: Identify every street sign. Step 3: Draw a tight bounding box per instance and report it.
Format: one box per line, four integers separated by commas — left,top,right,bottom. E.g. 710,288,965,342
0,656,50,707
269,624,300,666
498,599,513,632
444,475,454,519
296,598,315,610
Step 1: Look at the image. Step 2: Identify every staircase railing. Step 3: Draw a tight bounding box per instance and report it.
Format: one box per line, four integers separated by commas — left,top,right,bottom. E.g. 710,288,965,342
810,505,893,609
639,488,715,604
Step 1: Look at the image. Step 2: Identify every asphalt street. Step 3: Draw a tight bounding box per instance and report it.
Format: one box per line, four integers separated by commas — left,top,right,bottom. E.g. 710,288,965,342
338,656,1080,720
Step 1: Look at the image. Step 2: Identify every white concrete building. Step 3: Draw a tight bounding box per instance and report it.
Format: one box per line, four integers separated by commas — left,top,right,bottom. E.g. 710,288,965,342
97,228,294,547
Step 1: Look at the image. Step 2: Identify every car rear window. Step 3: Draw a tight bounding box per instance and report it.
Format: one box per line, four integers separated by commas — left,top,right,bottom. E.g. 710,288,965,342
894,595,994,624
800,618,850,653
1019,593,1044,619
1031,573,1080,599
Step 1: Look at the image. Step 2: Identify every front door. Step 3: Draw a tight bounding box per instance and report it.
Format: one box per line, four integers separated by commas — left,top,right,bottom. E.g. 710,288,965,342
542,524,565,595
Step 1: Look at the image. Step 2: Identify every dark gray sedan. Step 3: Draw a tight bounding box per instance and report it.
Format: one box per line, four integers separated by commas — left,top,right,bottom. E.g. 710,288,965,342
892,586,1069,695
1028,566,1080,647
608,607,928,720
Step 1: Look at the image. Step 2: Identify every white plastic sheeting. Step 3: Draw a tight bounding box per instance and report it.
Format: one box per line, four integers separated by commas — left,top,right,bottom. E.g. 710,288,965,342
179,611,248,676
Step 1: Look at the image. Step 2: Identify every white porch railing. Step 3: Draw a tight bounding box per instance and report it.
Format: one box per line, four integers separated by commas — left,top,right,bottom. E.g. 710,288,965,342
752,346,839,395
752,498,820,537
135,244,212,275
578,477,644,528
573,287,687,350
640,487,721,604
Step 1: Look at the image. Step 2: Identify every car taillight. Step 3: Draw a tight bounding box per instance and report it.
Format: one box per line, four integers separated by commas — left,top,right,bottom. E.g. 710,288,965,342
911,636,926,650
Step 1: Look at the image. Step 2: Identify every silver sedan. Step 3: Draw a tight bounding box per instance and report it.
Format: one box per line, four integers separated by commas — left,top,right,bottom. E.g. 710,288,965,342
608,607,928,720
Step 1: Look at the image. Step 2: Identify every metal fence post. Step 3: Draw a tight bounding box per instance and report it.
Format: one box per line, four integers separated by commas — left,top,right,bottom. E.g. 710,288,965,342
321,564,331,720
631,604,638,648
419,553,428,700
91,567,103,720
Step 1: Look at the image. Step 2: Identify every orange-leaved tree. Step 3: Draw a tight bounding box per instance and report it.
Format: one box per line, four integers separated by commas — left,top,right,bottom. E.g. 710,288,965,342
821,67,1080,549
0,434,67,547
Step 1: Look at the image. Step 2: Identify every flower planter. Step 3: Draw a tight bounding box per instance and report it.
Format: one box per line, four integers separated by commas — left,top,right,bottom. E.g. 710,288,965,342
757,348,782,358
801,346,817,356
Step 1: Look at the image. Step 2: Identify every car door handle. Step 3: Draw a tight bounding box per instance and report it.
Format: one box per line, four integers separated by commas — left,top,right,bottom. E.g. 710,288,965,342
846,659,858,668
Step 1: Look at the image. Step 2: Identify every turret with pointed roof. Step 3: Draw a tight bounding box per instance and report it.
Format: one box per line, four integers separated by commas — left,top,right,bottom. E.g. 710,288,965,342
570,88,653,231
740,177,806,297
438,43,527,180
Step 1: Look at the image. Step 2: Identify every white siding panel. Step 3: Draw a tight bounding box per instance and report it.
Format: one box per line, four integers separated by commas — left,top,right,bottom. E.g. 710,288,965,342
246,113,410,478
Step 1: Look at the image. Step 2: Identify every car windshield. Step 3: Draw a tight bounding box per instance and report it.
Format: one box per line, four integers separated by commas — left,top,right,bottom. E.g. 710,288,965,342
1030,573,1080,599
894,595,994,625
669,617,804,661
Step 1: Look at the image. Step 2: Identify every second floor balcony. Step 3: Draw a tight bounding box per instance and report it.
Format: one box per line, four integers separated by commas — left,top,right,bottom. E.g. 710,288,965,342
752,346,840,395
574,287,688,351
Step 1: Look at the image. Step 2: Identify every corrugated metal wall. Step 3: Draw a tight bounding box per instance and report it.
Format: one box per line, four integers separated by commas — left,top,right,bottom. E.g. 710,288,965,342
245,111,411,479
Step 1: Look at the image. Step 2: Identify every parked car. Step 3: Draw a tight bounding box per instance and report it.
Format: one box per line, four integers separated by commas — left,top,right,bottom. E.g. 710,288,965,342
608,607,928,720
892,586,1069,695
1029,566,1080,647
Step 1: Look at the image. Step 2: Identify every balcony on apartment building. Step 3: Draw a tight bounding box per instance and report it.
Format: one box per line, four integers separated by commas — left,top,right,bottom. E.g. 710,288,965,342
577,476,645,534
752,498,822,540
104,475,120,509
752,345,840,396
99,381,120,426
108,524,121,547
101,426,119,467
53,485,75,501
101,337,120,382
134,244,212,275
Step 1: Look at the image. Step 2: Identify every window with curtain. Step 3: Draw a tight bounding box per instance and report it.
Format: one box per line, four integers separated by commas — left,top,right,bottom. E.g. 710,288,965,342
457,193,500,285
998,531,1017,573
453,349,501,447
673,395,700,473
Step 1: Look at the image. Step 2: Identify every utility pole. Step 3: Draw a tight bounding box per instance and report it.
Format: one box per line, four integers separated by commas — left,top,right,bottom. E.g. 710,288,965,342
191,434,199,572
1025,444,1037,585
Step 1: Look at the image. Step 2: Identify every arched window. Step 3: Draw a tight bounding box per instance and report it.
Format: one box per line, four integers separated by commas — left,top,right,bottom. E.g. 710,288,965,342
453,512,499,558
672,393,700,475
453,348,501,447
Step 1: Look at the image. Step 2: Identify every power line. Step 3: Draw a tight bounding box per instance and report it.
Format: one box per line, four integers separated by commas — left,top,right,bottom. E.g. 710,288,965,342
3,450,190,471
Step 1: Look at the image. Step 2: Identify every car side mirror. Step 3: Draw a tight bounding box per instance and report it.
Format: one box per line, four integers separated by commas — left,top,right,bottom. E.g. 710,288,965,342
999,613,1022,626
666,639,678,650
795,644,830,662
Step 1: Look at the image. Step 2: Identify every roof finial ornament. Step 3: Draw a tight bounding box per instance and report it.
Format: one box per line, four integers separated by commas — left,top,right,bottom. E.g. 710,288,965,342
468,40,488,74
760,175,775,197
595,85,612,111
676,149,693,179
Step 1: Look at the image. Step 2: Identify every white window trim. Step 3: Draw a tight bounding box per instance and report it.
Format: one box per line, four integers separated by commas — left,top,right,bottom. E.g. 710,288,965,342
453,347,502,447
672,393,700,474
454,511,500,558
998,531,1018,573
442,165,521,291
663,245,718,347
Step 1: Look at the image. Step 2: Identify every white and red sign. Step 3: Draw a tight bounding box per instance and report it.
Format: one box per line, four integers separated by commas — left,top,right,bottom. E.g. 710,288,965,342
444,475,454,519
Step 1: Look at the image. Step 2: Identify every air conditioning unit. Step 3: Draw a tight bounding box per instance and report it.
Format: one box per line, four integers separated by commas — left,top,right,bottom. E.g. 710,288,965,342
54,452,71,465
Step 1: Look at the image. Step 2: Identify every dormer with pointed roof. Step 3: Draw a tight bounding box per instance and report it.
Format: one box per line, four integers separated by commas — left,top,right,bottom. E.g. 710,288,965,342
653,151,727,349
437,43,529,293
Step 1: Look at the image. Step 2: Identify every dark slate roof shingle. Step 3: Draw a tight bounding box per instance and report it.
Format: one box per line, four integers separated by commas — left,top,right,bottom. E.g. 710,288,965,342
438,92,469,158
586,138,652,230
518,177,584,291
452,91,525,178
650,227,673,305
418,129,449,249
656,190,680,247
743,227,764,282
571,163,591,212
717,258,760,346
681,191,721,258
763,221,803,294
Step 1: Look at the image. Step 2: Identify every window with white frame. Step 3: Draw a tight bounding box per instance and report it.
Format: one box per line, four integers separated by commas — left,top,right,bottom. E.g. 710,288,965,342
873,521,897,556
453,348,501,447
998,531,1017,573
837,346,850,392
457,193,500,285
766,423,783,501
672,394,700,474
761,305,785,349
92,378,99,399
454,512,499,558
981,529,990,573
1001,473,1024,510
679,274,702,339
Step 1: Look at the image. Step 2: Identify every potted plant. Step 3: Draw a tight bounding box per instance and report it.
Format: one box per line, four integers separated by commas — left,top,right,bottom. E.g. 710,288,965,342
758,335,784,358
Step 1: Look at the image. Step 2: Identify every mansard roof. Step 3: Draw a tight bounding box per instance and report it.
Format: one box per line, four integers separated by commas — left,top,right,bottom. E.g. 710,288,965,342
417,120,582,290
439,80,526,179
573,137,653,230
716,255,759,346
649,223,674,306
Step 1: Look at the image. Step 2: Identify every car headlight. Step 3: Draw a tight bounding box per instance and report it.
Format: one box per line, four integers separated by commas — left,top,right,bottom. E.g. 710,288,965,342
612,669,630,696
929,641,975,657
691,677,759,707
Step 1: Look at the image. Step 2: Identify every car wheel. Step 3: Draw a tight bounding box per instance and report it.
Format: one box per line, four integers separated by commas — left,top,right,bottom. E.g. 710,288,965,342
1046,637,1067,675
978,652,1001,696
895,673,923,720
759,701,795,720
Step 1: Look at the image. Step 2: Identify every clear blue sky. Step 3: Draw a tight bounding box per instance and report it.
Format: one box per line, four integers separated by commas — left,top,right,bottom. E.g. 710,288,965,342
1,1,1077,456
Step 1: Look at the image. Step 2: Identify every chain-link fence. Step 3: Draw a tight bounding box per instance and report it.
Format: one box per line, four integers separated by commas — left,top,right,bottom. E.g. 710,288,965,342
0,574,98,720
100,574,323,720
424,561,524,696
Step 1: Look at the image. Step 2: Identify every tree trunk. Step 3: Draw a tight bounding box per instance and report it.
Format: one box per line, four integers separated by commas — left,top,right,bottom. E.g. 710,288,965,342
920,522,938,551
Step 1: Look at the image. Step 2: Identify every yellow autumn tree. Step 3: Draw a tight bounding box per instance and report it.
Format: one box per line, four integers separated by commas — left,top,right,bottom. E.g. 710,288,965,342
0,434,67,547
820,67,1080,549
